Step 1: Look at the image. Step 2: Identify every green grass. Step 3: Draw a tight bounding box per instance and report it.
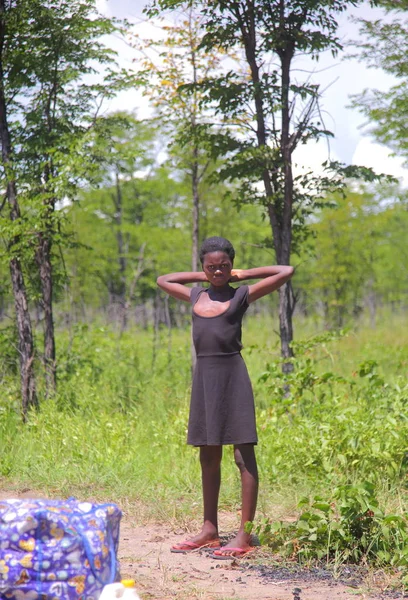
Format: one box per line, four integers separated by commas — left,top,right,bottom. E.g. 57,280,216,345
1,313,408,527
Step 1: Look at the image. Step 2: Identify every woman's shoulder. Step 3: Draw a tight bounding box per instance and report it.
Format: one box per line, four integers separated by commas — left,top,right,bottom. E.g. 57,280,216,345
190,286,206,304
232,284,249,307
232,284,249,296
234,284,249,293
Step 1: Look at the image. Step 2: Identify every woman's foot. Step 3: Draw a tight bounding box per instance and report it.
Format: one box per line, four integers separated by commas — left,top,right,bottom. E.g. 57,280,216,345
211,531,255,559
225,531,253,550
211,546,256,559
171,526,220,553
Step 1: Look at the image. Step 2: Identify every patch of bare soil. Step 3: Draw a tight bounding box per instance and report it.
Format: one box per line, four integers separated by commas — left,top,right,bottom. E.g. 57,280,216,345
119,518,387,600
0,489,403,600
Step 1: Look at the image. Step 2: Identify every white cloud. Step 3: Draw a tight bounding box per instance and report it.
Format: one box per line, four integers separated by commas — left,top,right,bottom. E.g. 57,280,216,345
291,137,408,190
292,138,338,178
95,0,110,17
352,139,408,187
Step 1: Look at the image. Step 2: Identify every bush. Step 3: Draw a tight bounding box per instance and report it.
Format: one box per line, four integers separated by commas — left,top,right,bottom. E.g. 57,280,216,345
255,482,408,568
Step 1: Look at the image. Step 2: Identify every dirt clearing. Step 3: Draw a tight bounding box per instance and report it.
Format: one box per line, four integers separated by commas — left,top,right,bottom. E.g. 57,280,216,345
0,489,399,600
119,518,388,600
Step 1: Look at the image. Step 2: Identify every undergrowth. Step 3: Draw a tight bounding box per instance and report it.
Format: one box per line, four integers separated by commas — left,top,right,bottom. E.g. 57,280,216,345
253,482,408,575
1,314,408,573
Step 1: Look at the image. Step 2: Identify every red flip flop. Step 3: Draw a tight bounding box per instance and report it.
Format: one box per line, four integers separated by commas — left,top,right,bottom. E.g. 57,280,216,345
171,539,221,553
211,546,256,560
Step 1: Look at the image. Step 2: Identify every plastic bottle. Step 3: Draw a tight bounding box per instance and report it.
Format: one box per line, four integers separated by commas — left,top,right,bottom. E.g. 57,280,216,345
99,579,141,600
121,579,141,599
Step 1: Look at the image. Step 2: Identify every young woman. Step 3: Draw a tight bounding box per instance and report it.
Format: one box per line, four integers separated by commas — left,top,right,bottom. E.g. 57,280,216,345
157,236,294,558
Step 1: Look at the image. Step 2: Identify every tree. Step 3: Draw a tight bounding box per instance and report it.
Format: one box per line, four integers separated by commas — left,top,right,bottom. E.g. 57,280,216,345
83,112,159,330
62,126,273,327
1,0,133,395
0,0,37,416
303,191,379,328
137,4,224,271
350,0,408,164
147,0,377,370
295,185,408,327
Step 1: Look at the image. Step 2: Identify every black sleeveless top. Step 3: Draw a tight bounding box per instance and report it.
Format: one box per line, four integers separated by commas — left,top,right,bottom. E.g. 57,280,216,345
190,285,249,357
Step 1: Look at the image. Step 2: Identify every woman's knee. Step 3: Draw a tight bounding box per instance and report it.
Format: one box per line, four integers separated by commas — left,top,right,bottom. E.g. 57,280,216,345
200,446,222,469
234,444,257,474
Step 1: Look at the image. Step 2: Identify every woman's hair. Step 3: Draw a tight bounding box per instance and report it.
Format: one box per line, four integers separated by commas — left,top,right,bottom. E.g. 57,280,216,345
199,236,235,265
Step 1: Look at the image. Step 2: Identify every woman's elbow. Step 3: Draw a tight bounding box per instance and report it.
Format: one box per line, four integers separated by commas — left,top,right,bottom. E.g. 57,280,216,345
281,266,294,281
277,265,294,274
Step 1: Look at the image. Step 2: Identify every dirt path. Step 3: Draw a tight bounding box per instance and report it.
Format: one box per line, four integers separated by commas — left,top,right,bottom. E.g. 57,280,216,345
119,519,383,600
0,490,393,600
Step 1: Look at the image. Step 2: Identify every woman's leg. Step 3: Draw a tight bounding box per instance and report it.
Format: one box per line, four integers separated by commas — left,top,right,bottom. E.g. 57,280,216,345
223,443,258,550
173,445,222,548
199,445,223,541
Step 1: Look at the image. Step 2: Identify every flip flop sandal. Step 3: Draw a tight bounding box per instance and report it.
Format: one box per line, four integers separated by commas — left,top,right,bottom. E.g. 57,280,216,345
211,546,256,560
171,539,221,553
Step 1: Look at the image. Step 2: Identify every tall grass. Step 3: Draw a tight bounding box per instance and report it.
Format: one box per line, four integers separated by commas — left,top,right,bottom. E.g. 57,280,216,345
1,313,408,524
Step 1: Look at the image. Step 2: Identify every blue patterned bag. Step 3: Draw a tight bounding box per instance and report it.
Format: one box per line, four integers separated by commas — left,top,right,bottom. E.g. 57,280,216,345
0,497,121,600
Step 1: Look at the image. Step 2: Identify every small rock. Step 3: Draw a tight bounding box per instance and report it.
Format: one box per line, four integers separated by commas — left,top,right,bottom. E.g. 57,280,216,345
292,587,302,600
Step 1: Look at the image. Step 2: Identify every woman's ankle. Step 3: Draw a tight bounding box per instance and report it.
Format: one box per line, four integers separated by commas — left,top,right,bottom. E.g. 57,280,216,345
201,521,218,538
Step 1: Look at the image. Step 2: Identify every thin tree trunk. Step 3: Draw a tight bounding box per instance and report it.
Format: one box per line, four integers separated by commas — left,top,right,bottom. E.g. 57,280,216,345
0,0,37,417
191,154,199,273
190,29,200,372
114,171,127,330
277,47,295,369
233,1,295,366
36,158,57,395
164,294,172,368
152,289,160,370
9,256,37,417
190,156,200,373
278,281,294,373
367,283,377,329
35,234,56,395
39,65,60,394
121,243,146,335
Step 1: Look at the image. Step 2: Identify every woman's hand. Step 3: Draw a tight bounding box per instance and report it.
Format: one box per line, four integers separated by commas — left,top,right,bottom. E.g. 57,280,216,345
230,269,245,282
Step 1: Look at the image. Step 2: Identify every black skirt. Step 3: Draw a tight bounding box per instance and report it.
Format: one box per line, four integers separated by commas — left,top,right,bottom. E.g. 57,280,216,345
187,353,257,446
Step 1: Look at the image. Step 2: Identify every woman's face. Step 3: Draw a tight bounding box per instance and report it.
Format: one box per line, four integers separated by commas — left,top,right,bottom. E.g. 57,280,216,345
202,251,233,287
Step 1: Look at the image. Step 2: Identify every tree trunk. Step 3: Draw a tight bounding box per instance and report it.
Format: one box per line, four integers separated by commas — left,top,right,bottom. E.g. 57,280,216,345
0,0,37,417
235,2,295,366
191,154,199,273
190,35,200,372
366,278,376,328
152,288,160,369
278,281,294,373
36,158,57,395
121,243,146,335
277,47,295,368
190,152,200,373
9,256,37,417
35,234,56,395
114,171,127,331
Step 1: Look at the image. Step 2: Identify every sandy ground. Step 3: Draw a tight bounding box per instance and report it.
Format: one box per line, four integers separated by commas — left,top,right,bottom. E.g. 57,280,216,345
119,518,386,600
0,489,401,600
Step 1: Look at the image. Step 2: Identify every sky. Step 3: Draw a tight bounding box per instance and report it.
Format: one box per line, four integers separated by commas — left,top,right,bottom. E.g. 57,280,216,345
96,0,408,187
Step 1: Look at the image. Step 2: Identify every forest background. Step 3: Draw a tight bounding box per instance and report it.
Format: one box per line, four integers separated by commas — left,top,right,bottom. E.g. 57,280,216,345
1,0,408,571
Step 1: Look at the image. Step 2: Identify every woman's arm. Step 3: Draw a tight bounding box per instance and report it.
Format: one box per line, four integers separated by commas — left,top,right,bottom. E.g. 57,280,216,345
230,265,294,303
156,271,208,302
